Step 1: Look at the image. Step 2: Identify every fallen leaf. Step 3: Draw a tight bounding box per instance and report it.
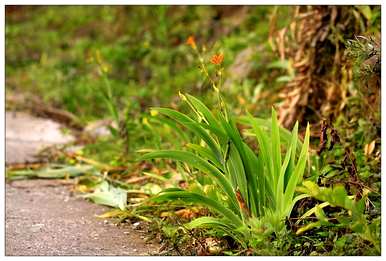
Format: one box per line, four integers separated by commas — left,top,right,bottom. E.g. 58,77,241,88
160,211,172,218
96,209,126,218
83,181,127,210
364,140,376,157
126,176,148,184
175,207,202,219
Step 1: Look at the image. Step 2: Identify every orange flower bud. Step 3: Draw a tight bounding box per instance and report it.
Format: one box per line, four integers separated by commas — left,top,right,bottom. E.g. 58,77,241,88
186,36,197,49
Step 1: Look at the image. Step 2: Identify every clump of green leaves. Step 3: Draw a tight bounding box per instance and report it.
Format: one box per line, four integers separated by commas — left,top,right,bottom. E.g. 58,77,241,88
295,181,380,254
140,93,310,248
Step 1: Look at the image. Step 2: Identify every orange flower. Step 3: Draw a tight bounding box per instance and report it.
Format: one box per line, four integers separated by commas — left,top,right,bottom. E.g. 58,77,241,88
210,53,224,65
186,36,196,49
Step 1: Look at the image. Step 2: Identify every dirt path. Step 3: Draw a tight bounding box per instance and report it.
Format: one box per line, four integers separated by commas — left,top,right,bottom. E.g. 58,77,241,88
5,111,160,256
6,179,159,256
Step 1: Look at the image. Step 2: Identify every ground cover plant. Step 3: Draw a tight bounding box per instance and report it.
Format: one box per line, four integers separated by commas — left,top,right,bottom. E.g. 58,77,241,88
5,5,381,256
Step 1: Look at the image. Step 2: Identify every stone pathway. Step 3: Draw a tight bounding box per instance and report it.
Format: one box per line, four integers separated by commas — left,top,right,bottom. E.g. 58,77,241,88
5,111,159,256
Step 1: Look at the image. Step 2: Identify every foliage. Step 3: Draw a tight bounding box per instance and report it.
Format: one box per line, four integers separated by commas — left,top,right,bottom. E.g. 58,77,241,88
296,181,380,254
140,93,310,248
83,180,128,210
6,164,94,180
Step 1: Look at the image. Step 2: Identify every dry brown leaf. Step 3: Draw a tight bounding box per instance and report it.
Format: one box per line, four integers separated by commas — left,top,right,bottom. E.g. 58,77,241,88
125,176,148,184
160,211,172,218
175,208,200,219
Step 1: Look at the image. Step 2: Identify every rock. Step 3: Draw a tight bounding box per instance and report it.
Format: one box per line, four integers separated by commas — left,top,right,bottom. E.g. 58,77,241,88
84,119,117,138
30,224,44,233
6,111,74,165
132,222,141,230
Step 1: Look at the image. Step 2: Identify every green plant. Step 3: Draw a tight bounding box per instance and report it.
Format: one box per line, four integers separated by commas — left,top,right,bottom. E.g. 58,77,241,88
140,92,310,248
92,50,120,135
295,181,380,254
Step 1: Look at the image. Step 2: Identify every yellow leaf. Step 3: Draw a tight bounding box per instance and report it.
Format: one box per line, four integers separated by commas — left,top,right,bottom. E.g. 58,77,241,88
142,117,149,125
364,140,376,156
160,211,172,218
296,221,321,235
96,209,125,218
178,91,187,101
75,184,91,193
150,109,159,117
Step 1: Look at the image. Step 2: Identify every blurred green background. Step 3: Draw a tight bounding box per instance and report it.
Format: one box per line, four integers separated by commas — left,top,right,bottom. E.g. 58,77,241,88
6,6,293,122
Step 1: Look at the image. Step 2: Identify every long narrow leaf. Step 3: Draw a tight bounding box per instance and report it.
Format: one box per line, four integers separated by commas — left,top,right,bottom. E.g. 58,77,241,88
140,150,240,214
186,143,223,171
153,190,243,227
185,94,226,139
248,113,275,191
153,108,223,163
276,146,292,213
239,116,302,152
226,142,248,207
284,123,310,209
284,122,299,188
271,108,282,184
243,144,266,217
185,216,246,246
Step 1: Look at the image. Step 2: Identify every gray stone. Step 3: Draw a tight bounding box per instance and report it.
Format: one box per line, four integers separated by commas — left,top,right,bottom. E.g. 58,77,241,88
6,111,74,164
